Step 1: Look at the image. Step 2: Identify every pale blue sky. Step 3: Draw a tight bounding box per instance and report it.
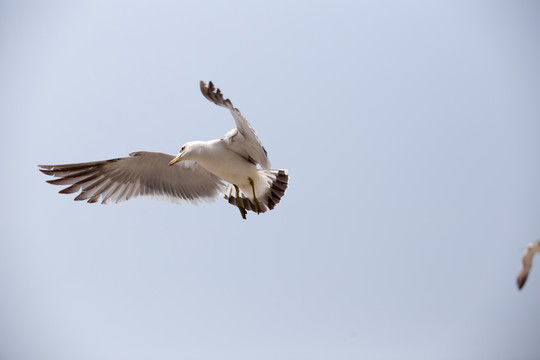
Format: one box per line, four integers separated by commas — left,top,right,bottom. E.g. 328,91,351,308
1,1,540,359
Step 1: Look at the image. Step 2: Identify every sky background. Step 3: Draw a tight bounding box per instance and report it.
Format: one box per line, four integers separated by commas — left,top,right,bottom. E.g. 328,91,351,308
1,1,540,359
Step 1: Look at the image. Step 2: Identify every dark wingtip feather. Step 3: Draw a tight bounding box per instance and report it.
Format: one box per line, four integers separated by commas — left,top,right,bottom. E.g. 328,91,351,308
59,184,81,194
200,80,235,110
517,274,527,290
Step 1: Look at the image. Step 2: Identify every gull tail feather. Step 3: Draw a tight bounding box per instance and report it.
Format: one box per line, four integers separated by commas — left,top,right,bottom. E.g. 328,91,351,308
224,169,288,214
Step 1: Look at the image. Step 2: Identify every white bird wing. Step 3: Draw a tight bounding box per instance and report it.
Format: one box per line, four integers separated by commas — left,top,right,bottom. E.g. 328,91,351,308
200,81,271,169
517,240,540,290
39,151,225,204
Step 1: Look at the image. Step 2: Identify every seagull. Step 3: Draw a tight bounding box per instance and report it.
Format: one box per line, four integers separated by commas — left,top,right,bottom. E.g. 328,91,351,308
517,240,540,290
38,81,288,219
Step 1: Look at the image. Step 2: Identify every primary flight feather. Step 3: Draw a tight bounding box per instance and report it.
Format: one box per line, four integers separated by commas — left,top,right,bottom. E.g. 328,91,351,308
517,240,540,290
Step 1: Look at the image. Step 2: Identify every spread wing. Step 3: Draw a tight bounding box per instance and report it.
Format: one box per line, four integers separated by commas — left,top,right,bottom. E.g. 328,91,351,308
38,151,225,204
200,81,271,169
517,241,540,290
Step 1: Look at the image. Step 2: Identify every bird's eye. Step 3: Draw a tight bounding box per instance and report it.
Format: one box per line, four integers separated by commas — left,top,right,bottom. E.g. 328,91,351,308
180,145,185,152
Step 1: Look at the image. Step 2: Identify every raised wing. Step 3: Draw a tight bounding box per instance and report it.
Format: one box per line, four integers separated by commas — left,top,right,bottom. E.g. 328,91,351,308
200,81,271,169
517,240,540,290
38,151,225,204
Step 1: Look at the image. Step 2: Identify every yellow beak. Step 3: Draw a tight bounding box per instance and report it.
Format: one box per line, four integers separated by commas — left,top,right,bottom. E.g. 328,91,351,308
168,153,182,167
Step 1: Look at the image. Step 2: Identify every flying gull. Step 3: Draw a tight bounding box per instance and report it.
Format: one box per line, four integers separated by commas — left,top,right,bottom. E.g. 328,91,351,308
38,81,289,219
517,240,540,290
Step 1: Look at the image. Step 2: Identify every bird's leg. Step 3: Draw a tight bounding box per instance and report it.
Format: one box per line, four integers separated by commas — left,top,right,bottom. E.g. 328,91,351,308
249,177,261,214
234,184,247,220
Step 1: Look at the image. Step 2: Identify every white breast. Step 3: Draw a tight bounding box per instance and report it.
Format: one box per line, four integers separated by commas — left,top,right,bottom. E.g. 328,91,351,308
194,140,258,187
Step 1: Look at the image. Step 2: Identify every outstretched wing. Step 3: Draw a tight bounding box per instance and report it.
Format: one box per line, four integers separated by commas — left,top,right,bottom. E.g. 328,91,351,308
38,151,225,204
517,241,540,290
200,81,271,169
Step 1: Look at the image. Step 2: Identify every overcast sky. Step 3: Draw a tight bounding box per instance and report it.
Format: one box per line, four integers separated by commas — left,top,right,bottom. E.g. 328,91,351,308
1,1,540,359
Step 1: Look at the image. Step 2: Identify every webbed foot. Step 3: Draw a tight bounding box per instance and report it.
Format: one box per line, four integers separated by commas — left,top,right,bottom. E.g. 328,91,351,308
234,184,247,220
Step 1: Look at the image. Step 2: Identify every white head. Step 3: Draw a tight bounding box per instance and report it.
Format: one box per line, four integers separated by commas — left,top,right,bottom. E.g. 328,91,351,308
168,142,201,166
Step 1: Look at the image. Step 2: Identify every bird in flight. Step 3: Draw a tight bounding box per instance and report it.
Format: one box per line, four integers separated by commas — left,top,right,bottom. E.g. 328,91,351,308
517,240,540,290
38,81,288,219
